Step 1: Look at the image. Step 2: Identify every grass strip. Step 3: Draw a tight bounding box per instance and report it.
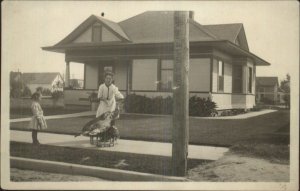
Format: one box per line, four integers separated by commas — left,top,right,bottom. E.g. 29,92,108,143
230,143,290,164
10,141,210,176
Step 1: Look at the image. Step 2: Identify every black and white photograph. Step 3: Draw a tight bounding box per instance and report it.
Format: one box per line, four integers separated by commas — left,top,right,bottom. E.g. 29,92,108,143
1,1,299,190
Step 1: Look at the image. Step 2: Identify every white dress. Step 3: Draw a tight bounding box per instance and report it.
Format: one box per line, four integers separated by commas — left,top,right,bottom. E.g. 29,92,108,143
96,84,124,117
28,101,47,130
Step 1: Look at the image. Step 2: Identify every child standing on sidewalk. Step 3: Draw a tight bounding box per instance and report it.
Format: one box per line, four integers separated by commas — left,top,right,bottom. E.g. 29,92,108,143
29,92,47,145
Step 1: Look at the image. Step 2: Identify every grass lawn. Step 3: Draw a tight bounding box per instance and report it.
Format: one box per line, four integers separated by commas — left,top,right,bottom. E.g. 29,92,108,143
10,141,207,177
10,110,290,147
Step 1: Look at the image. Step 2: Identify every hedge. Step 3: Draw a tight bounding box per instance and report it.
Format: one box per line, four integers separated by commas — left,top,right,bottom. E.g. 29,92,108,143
124,94,217,117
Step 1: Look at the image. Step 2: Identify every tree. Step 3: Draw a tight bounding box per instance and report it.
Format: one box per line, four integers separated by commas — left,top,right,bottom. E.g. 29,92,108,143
10,71,25,98
280,74,290,108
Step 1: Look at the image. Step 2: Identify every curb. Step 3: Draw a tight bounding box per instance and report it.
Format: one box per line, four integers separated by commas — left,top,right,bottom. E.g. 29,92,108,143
11,157,187,182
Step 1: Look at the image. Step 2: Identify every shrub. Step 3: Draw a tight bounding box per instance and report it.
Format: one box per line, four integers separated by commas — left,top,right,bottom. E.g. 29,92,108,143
36,87,43,93
251,106,262,112
88,92,98,103
10,79,24,98
42,88,52,96
22,86,32,97
124,94,217,116
261,97,275,105
52,90,64,100
10,88,22,98
189,96,217,117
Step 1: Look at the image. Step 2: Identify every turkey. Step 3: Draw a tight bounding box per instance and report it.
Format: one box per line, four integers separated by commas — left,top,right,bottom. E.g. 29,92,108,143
75,106,120,146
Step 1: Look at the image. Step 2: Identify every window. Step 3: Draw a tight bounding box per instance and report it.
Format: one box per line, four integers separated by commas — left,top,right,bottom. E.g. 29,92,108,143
232,65,243,93
92,25,102,42
218,60,224,91
160,60,173,91
248,67,252,93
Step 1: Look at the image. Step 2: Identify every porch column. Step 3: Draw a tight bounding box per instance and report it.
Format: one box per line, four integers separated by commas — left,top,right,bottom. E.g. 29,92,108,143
65,61,70,87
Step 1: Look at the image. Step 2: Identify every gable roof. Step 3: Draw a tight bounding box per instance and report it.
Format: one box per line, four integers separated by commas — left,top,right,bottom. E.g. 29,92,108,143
256,77,279,87
22,73,62,85
55,15,130,46
204,23,249,50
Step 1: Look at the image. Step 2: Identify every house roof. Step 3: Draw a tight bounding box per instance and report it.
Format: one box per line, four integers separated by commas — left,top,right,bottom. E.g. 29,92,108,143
55,15,130,46
256,77,279,86
203,23,249,50
42,11,270,66
118,11,218,43
22,72,61,85
204,24,243,43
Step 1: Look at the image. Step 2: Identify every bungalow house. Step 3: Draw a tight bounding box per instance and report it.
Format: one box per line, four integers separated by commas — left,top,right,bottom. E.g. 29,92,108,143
42,11,270,110
22,72,64,94
256,76,280,104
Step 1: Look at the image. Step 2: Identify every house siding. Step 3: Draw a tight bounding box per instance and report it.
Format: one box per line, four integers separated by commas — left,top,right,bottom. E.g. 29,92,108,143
211,93,232,110
102,27,121,42
73,27,92,43
85,63,98,89
256,85,278,102
132,59,158,91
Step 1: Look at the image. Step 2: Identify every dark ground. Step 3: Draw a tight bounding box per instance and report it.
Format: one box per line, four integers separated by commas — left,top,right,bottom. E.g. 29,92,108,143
10,141,207,177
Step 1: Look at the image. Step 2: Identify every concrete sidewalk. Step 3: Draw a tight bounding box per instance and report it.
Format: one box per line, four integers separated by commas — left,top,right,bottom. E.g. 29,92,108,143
10,130,228,161
10,109,277,123
10,111,96,123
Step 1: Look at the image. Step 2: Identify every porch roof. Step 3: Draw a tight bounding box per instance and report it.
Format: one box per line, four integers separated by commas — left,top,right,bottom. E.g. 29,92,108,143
42,40,270,66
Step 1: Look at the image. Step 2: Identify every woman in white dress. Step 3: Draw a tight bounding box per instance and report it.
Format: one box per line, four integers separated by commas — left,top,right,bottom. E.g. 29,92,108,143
96,72,124,118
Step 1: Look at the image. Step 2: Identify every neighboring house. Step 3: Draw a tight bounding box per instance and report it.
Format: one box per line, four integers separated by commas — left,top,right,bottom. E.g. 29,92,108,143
42,11,270,109
22,72,64,93
256,77,279,104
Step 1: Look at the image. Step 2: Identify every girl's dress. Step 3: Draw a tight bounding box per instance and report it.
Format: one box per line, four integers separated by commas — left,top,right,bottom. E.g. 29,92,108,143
28,101,47,130
96,84,124,118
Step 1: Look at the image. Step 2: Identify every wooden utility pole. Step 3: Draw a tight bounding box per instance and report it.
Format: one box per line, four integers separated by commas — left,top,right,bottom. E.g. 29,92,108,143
172,11,189,177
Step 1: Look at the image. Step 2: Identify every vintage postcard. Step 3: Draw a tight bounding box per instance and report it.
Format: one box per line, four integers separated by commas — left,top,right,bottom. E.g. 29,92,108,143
1,1,299,190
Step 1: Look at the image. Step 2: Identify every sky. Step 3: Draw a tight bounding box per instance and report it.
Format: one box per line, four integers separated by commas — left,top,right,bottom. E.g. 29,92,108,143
2,1,299,82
